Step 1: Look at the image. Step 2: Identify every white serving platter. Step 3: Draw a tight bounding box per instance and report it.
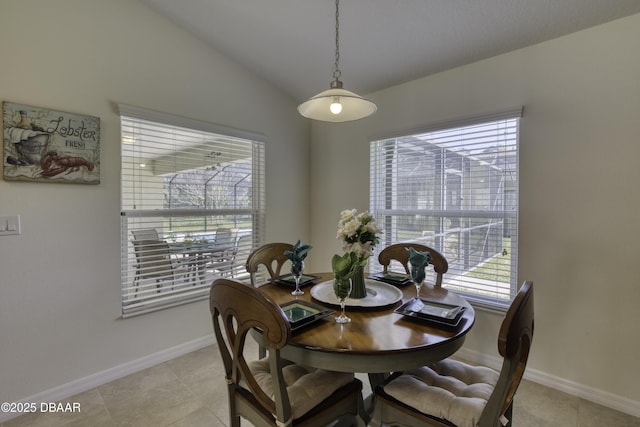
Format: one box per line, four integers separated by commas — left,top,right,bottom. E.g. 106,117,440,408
310,279,403,308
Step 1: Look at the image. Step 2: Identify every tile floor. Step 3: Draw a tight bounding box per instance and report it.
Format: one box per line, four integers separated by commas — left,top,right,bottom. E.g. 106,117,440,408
3,340,639,427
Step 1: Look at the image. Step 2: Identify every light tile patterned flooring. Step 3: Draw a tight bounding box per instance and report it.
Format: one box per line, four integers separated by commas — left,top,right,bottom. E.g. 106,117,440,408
3,340,639,427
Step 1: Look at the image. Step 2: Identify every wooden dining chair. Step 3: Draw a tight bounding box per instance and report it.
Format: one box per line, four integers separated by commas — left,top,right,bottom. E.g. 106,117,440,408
245,242,294,287
371,281,534,427
209,278,366,427
378,243,449,287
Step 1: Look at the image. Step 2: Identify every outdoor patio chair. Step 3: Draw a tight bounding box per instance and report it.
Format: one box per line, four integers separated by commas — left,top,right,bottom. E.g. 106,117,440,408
131,239,190,296
130,228,159,241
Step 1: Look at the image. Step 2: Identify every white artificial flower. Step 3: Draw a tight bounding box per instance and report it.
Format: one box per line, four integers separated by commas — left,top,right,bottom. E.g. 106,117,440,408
360,241,374,258
340,209,357,223
346,242,362,258
342,218,359,237
366,221,382,234
336,208,382,260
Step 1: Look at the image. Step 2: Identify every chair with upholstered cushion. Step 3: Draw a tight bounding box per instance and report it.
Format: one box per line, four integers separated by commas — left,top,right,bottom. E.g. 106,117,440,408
378,243,449,287
209,277,365,427
245,242,294,287
371,281,534,427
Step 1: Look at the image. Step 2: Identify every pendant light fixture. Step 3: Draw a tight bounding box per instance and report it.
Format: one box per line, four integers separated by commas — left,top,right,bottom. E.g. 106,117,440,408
297,0,377,122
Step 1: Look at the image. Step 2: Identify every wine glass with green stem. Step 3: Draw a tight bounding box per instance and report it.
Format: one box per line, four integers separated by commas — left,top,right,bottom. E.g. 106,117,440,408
291,260,304,296
284,241,312,296
333,277,352,323
407,247,431,310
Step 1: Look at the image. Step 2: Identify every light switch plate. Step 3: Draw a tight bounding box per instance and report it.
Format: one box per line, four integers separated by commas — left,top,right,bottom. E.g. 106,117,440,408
0,215,21,235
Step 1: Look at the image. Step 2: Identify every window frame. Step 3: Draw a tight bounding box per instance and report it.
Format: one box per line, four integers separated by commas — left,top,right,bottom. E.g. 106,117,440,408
118,104,265,317
369,107,522,310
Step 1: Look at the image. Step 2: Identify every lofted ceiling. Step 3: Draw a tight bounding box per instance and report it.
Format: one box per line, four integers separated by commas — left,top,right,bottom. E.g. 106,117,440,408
139,0,640,102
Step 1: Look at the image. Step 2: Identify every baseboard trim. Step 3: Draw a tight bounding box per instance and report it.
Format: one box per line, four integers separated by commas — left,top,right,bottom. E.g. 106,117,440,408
455,347,640,419
0,335,215,423
3,337,638,422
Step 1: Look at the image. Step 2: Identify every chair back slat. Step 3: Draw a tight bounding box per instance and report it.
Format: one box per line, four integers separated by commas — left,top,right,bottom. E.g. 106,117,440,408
245,243,294,287
131,228,159,241
210,278,292,417
378,243,448,287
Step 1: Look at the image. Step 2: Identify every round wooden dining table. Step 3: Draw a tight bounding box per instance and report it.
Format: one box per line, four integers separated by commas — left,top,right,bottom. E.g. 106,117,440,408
257,272,475,385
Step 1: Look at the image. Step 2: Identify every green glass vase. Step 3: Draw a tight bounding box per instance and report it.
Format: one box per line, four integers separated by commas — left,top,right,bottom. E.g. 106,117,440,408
350,264,368,299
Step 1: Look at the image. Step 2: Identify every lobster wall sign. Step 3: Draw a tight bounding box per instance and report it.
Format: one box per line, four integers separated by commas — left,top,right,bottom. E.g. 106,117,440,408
3,101,100,184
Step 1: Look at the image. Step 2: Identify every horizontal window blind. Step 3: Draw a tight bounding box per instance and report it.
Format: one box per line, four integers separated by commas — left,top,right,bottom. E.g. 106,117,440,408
370,109,521,309
119,105,265,317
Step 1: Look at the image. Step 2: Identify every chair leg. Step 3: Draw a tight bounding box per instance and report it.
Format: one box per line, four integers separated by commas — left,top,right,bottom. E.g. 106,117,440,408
228,388,241,427
357,392,369,427
369,399,383,427
503,402,513,426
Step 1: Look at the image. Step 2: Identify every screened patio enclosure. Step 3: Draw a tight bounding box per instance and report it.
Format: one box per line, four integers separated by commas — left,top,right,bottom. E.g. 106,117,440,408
120,107,265,316
370,116,519,308
164,161,254,230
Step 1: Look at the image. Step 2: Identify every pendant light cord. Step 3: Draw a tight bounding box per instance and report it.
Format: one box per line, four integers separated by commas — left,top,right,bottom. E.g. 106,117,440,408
332,0,341,82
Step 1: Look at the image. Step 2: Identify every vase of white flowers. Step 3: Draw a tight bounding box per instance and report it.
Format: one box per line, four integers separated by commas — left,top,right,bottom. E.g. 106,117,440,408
336,209,382,298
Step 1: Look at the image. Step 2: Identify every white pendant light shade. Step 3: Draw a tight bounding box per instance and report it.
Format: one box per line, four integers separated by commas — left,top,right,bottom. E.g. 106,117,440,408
297,0,377,123
298,81,377,122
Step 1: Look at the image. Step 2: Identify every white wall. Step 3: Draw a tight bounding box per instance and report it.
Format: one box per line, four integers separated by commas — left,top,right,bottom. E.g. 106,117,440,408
308,13,640,414
0,0,310,408
2,0,639,419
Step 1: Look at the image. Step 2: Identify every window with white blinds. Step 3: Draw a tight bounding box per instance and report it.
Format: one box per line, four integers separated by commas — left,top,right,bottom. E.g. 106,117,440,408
370,108,522,309
119,105,265,317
